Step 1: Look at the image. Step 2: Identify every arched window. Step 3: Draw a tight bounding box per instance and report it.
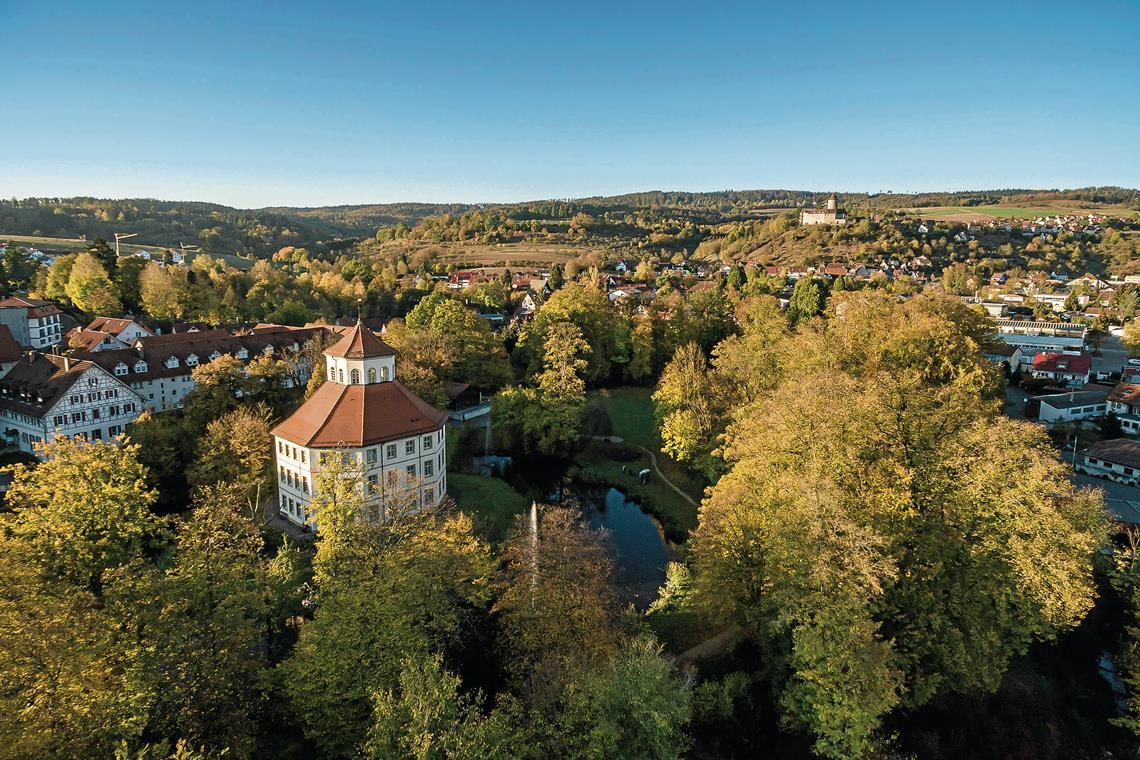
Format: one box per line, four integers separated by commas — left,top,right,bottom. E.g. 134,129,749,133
380,366,390,381
338,368,344,383
328,366,335,382
350,369,360,384
367,367,376,383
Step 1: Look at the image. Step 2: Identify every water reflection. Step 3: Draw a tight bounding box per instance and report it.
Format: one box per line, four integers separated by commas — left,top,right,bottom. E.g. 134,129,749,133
576,486,677,610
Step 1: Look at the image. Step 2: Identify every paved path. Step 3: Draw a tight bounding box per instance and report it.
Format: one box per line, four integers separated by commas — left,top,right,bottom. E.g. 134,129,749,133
593,435,699,507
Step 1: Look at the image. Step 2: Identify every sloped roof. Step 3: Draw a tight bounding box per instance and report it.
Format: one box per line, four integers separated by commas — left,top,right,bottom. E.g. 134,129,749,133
67,329,126,352
1032,352,1092,374
1084,438,1140,470
324,322,397,359
271,380,446,448
86,317,154,337
0,354,98,418
0,325,21,363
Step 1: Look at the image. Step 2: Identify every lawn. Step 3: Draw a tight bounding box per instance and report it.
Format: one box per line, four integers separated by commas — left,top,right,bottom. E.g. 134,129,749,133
447,472,530,543
576,387,707,542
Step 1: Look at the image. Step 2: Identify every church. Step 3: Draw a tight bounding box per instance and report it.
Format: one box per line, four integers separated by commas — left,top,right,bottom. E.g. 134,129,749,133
271,321,448,527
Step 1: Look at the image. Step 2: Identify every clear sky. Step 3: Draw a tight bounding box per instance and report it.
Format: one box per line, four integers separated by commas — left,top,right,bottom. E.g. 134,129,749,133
1,0,1137,208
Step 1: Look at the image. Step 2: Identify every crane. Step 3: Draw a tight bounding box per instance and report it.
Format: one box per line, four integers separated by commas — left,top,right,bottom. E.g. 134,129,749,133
113,232,138,260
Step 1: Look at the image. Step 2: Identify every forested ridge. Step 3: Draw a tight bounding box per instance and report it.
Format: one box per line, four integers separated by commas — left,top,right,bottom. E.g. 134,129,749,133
4,187,1137,264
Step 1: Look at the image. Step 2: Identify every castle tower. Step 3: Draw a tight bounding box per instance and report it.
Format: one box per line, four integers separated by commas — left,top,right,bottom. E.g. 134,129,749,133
827,193,838,212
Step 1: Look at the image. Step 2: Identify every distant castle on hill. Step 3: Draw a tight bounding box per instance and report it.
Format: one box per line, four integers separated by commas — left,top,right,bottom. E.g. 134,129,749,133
800,193,848,226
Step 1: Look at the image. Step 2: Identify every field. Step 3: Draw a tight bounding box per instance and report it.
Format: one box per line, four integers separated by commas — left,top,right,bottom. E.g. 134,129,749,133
384,241,609,268
0,233,257,270
576,386,706,541
905,203,1138,223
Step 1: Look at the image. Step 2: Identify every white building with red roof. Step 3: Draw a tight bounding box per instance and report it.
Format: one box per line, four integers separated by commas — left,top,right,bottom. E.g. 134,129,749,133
270,321,448,528
1030,352,1092,388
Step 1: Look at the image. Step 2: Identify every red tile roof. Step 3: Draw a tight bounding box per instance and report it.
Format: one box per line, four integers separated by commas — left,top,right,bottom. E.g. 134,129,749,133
324,322,397,359
271,380,446,447
1031,352,1091,374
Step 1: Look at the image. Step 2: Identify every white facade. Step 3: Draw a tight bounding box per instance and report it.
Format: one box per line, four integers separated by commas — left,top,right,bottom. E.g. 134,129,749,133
28,311,62,349
272,328,447,529
275,427,448,527
0,363,143,457
1036,393,1107,425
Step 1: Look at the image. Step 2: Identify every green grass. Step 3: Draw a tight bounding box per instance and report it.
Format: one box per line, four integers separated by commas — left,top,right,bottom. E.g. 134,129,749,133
447,472,530,543
577,387,706,541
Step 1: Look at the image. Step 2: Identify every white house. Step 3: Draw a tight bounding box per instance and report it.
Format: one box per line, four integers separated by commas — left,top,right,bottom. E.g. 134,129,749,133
1030,352,1092,388
270,322,448,529
86,317,156,344
1077,439,1140,486
0,353,143,456
1035,390,1108,425
0,297,63,349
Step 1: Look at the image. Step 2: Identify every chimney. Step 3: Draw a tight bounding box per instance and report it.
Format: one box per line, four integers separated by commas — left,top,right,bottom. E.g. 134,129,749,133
63,356,70,372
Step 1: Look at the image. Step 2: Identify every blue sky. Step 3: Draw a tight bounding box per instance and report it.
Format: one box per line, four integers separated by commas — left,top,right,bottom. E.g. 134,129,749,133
1,0,1137,207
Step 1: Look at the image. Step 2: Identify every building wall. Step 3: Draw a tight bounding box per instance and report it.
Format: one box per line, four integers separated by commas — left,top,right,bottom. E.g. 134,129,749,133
1038,401,1106,424
273,425,447,527
0,309,29,346
1077,454,1140,485
0,366,143,457
28,314,61,349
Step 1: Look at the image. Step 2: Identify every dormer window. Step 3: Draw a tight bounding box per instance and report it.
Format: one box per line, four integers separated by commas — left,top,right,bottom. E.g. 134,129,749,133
262,345,274,355
209,351,222,361
114,363,128,376
186,354,199,366
165,356,180,369
236,348,249,359
134,361,148,373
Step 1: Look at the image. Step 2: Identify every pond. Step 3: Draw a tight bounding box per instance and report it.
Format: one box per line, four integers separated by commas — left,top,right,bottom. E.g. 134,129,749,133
575,485,678,609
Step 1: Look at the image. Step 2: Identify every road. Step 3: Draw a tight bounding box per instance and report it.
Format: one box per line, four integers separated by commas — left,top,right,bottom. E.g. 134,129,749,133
1092,334,1129,377
1070,472,1140,525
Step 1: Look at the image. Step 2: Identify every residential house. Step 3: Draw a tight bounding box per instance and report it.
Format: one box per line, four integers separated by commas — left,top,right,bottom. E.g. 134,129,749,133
86,316,156,344
1076,439,1140,486
1030,353,1092,388
0,297,63,349
0,352,144,457
75,325,329,413
1035,389,1108,425
0,325,22,376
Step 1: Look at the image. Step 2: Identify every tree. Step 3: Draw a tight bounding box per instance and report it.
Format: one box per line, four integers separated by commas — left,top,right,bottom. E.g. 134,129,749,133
364,655,523,760
654,343,721,478
113,483,268,756
87,237,118,274
688,296,1107,757
44,253,78,301
139,261,186,320
65,251,122,314
187,405,273,507
494,323,590,455
282,477,494,757
556,638,692,760
494,506,622,702
785,276,824,325
520,282,624,384
1125,319,1140,357
113,255,147,312
626,313,655,384
2,437,164,592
